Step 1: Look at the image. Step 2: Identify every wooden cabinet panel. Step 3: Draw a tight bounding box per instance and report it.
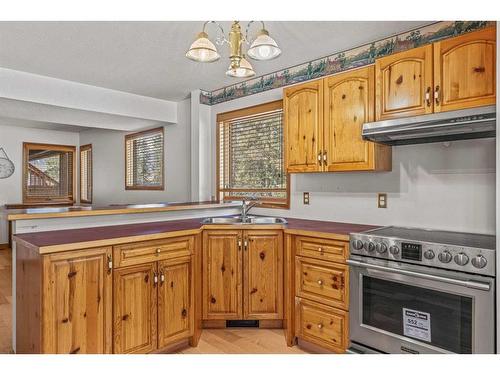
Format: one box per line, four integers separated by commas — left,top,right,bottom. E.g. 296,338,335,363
376,44,433,120
284,80,323,173
295,236,348,263
158,256,194,348
295,257,348,310
202,230,242,320
324,66,391,171
243,230,283,319
295,297,348,353
113,263,157,354
113,235,193,268
434,27,496,112
42,247,112,354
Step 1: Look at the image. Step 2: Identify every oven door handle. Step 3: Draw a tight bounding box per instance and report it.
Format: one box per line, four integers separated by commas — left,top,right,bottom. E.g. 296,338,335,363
346,259,491,291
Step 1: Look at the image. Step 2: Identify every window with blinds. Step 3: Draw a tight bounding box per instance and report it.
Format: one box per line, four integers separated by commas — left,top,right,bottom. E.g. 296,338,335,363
217,100,288,207
125,127,164,190
23,142,76,204
80,144,92,203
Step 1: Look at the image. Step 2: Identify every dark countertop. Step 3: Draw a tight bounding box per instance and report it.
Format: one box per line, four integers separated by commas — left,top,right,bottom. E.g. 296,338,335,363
14,216,378,254
5,200,241,221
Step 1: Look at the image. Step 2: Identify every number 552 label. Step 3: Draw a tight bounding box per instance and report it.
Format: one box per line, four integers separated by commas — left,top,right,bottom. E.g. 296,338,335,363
403,308,431,342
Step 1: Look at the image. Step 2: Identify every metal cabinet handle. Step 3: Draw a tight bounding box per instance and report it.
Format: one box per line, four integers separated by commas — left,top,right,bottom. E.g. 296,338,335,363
346,259,491,291
244,239,248,251
425,87,431,107
434,85,440,105
160,271,165,284
107,255,113,274
238,238,242,251
153,272,158,286
317,151,323,166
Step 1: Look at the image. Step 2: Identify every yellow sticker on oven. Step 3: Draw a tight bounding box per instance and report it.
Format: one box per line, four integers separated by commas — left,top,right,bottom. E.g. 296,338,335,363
403,308,431,342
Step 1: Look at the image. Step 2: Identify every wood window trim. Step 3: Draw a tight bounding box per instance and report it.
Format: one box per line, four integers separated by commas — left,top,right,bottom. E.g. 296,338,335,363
216,100,290,209
79,144,93,204
22,142,76,205
124,127,165,191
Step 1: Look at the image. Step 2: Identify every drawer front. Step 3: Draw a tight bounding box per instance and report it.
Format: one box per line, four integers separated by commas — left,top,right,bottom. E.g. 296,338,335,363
295,236,348,263
295,298,349,353
114,236,194,268
295,256,348,309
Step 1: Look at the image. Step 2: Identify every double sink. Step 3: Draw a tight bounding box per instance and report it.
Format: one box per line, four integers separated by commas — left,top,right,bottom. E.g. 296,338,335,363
202,215,287,225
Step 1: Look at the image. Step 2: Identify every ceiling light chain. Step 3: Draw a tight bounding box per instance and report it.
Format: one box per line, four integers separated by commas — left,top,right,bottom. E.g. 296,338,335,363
186,21,282,78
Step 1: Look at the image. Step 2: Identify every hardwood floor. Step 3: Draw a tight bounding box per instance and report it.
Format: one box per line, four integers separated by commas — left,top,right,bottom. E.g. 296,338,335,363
0,248,12,354
0,248,308,354
177,329,309,354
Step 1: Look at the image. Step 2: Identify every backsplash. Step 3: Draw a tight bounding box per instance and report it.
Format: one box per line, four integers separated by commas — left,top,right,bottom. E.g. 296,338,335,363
200,21,494,105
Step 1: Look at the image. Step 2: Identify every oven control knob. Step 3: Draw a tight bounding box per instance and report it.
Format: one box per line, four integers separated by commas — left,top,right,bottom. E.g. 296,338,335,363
438,251,452,263
352,239,364,250
365,241,375,252
423,249,435,260
376,243,387,254
389,245,400,255
454,252,469,266
471,255,487,269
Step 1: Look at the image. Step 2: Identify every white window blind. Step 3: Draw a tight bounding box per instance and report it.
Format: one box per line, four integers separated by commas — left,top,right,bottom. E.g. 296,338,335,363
218,106,287,206
125,127,164,190
80,144,92,203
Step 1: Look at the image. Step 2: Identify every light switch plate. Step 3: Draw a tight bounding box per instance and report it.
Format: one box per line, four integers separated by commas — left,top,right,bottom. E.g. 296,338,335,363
303,192,310,205
378,193,387,208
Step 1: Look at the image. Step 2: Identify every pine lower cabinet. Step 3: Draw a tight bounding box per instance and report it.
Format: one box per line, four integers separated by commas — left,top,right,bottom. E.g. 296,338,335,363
113,236,195,353
203,229,283,322
289,235,350,353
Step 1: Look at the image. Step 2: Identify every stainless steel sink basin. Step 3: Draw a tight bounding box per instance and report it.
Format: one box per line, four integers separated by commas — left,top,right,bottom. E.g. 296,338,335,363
201,216,287,225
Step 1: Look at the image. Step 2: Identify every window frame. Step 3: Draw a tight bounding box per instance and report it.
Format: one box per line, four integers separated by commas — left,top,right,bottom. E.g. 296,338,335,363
79,143,93,204
216,100,289,209
22,142,76,205
124,127,165,191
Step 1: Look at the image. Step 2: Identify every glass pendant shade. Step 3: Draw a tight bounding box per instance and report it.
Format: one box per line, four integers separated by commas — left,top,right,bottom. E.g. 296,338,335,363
247,29,281,60
226,56,256,78
186,32,220,62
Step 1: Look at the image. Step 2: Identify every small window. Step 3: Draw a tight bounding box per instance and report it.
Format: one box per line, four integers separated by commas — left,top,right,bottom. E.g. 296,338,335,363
125,127,164,190
23,142,76,204
217,100,289,208
80,144,92,203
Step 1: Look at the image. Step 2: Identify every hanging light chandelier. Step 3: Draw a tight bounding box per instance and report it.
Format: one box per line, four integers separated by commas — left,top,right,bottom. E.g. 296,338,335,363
186,21,281,78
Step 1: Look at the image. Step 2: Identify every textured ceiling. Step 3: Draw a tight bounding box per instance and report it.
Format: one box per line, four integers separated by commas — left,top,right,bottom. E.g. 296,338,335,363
0,21,429,101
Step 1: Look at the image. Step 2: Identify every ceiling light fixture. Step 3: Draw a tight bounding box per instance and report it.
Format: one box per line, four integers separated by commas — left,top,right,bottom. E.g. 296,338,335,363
186,21,281,78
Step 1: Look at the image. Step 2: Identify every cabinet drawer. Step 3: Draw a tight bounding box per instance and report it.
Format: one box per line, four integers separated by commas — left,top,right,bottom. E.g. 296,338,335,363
295,236,348,263
295,256,348,310
113,236,194,268
295,298,349,353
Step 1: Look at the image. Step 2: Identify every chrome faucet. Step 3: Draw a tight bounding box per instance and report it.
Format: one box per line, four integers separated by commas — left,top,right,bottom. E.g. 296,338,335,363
241,195,260,222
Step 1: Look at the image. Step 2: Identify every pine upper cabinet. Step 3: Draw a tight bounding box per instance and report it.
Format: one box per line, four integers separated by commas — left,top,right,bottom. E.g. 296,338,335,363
203,230,242,320
433,26,496,112
284,80,323,173
113,262,158,354
324,66,391,171
42,247,112,354
157,256,194,348
375,44,434,120
243,230,283,320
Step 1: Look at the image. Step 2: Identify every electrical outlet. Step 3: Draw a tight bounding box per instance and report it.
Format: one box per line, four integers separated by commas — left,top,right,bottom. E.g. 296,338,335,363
378,193,387,208
303,192,310,205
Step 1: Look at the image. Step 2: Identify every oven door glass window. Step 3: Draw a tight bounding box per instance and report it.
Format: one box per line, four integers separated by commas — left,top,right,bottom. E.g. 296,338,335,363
362,276,473,353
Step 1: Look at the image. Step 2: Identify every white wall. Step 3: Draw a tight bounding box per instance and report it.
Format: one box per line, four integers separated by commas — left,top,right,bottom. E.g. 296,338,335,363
0,121,80,243
79,98,191,205
210,87,496,235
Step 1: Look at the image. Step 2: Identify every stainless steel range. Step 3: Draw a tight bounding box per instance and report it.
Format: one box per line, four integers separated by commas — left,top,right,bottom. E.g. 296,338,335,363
347,226,496,354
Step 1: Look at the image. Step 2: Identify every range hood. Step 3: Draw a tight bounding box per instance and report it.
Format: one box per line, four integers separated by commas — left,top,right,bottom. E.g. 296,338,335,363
362,105,496,145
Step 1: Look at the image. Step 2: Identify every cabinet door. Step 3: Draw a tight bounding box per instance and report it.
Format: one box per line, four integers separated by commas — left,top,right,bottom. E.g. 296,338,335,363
202,230,242,320
375,44,433,120
434,27,496,112
324,66,390,171
243,230,283,320
113,262,157,354
158,256,194,348
42,247,112,354
284,80,323,173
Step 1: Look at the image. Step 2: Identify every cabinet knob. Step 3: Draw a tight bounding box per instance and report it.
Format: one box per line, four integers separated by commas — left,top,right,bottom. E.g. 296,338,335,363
318,247,323,253
317,279,323,286
156,248,161,254
317,323,323,329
